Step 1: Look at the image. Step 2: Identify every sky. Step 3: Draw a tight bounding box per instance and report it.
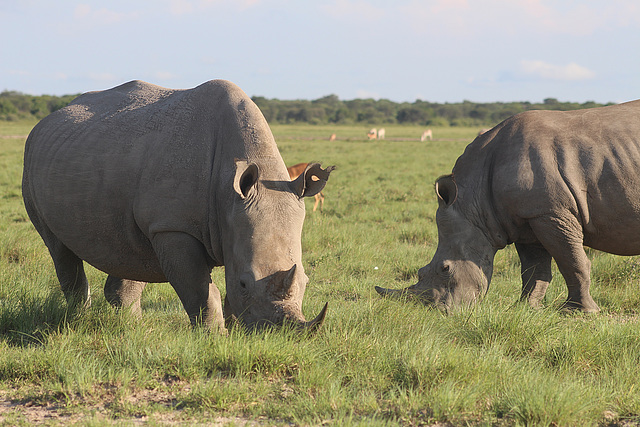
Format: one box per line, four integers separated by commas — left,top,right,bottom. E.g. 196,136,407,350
1,0,639,104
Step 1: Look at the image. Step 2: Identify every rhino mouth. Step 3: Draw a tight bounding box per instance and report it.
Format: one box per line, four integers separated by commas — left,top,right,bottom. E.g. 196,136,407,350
374,285,449,309
223,296,328,332
375,283,483,313
375,285,433,300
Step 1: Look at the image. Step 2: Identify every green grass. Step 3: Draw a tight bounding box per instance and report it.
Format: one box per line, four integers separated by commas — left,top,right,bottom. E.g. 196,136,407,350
2,122,640,425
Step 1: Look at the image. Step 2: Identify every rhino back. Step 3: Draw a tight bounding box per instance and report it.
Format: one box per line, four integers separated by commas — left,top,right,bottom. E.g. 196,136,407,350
23,79,277,281
453,100,640,254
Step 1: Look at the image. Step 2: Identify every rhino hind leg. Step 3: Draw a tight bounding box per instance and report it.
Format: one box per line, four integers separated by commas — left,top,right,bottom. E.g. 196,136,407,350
529,217,600,313
23,194,90,309
104,276,146,317
49,239,91,310
515,242,552,308
151,232,226,332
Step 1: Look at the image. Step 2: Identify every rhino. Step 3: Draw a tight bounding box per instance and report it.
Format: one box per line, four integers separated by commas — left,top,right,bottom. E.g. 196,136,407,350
22,79,333,332
376,100,640,313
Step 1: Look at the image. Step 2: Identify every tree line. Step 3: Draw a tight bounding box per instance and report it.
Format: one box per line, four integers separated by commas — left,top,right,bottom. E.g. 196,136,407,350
0,89,610,127
0,91,77,122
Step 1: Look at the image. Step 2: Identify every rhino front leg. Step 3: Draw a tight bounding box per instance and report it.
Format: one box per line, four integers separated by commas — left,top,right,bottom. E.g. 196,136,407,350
104,276,146,317
529,217,600,313
515,242,552,308
151,232,226,332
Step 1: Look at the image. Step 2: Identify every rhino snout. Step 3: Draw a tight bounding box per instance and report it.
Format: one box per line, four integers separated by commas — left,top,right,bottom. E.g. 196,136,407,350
374,284,440,304
227,301,327,332
225,264,327,331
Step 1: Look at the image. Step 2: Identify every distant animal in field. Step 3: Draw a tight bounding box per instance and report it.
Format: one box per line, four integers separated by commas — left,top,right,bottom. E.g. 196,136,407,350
22,79,334,333
287,163,334,212
367,128,377,140
421,129,433,141
329,133,337,141
478,128,491,136
377,128,385,140
377,100,640,314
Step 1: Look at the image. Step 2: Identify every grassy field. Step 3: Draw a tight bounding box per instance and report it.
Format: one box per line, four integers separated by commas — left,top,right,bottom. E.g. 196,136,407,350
2,121,640,425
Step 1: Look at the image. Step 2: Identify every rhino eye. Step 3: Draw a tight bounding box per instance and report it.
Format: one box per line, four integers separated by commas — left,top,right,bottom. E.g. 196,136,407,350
441,263,451,274
240,280,247,289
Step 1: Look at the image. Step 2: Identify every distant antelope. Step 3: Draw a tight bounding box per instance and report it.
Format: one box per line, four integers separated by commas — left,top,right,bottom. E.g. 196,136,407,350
420,129,433,141
287,163,328,212
367,128,377,140
377,128,385,140
329,133,337,141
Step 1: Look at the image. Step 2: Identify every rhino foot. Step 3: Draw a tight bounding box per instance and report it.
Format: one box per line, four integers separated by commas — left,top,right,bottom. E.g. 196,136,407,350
560,299,600,313
104,276,146,317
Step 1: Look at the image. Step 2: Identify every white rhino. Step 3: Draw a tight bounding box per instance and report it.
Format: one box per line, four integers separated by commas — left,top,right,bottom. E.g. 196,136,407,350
22,79,333,332
377,100,640,312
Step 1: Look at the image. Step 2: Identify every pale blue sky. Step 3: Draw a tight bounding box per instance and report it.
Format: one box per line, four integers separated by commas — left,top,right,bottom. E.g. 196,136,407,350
2,0,639,103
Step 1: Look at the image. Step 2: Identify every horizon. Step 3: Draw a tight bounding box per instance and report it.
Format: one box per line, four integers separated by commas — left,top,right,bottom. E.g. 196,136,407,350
0,87,617,106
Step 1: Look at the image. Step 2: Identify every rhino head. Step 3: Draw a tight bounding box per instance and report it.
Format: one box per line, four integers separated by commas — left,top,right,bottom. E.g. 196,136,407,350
222,160,333,330
376,175,496,311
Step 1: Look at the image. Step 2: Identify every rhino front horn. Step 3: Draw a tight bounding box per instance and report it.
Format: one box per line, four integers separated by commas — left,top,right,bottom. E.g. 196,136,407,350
374,286,407,297
303,302,328,332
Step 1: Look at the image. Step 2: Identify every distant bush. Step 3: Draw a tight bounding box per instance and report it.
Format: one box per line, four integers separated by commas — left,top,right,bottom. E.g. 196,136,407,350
0,89,611,127
0,91,77,121
248,95,611,127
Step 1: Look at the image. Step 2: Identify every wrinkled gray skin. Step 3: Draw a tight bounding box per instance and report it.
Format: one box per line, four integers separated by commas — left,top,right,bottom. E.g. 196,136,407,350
22,79,333,332
377,100,640,312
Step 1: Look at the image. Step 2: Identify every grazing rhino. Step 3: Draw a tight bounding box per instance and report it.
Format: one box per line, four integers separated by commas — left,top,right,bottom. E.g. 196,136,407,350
22,79,333,332
376,100,640,312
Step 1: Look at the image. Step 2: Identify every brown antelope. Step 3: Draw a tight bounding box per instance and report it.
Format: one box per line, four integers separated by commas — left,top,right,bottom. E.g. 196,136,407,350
287,163,332,212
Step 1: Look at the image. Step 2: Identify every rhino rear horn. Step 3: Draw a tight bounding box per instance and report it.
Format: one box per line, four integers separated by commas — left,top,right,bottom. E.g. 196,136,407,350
291,163,335,199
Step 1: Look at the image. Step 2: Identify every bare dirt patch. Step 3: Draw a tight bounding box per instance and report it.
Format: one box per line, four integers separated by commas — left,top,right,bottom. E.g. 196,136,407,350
0,386,263,426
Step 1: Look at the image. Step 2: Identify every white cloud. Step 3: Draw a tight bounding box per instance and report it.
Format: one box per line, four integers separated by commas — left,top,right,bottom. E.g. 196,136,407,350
171,0,262,15
74,4,91,18
236,0,261,10
520,60,596,81
88,72,118,83
154,71,178,81
73,4,136,25
356,89,380,99
8,69,32,77
525,0,640,35
394,0,640,38
170,0,194,15
322,0,385,21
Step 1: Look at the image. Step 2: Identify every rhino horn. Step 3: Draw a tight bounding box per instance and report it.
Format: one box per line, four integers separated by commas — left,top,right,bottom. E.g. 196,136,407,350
303,302,328,332
374,285,409,298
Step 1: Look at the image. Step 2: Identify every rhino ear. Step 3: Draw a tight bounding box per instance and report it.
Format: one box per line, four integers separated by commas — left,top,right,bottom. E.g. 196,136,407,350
435,174,457,208
290,163,335,198
234,160,259,199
